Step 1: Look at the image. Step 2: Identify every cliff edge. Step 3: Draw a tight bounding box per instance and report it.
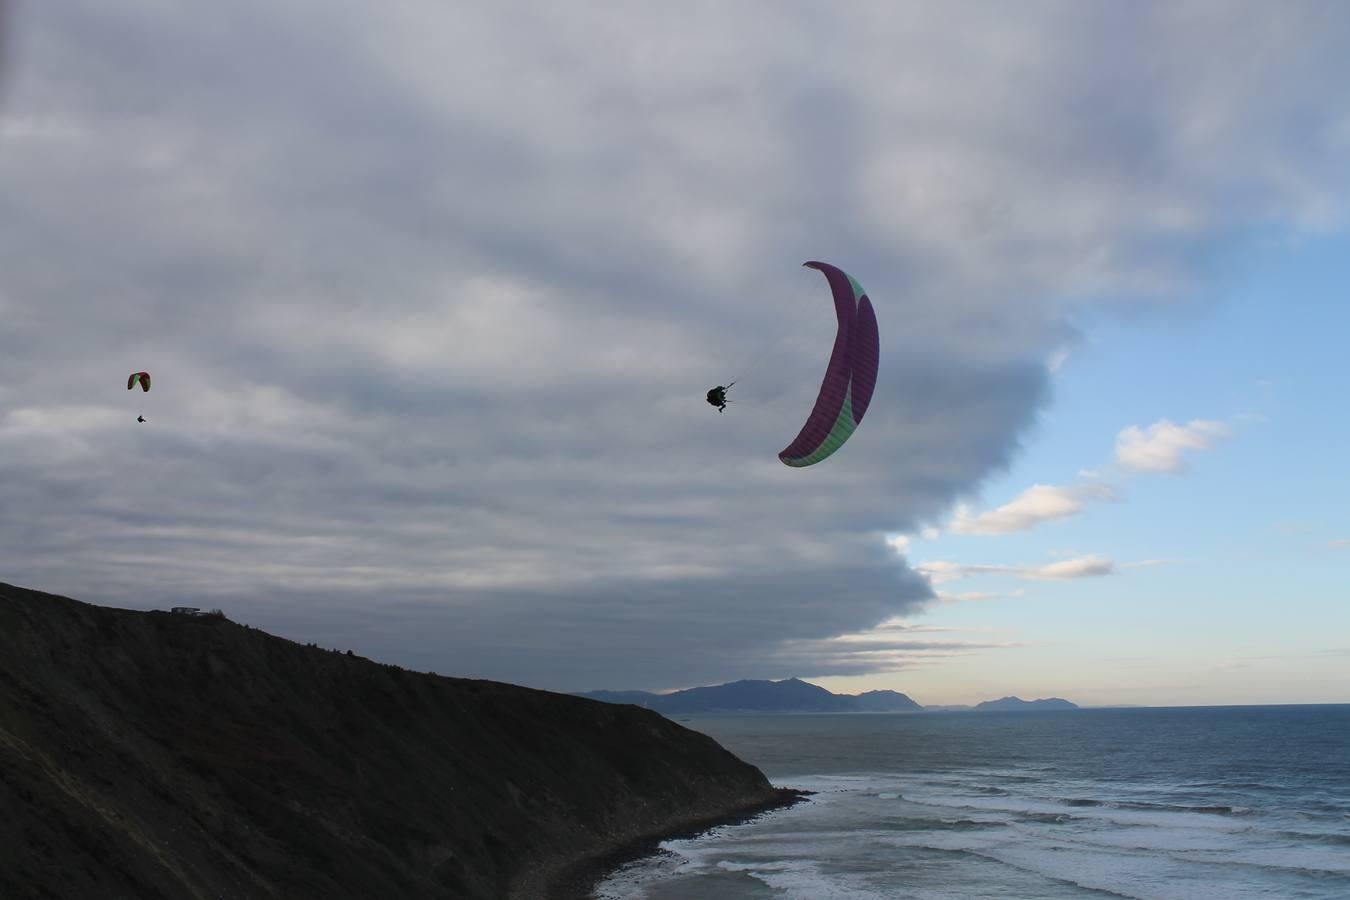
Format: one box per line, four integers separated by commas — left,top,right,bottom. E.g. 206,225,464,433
0,582,799,899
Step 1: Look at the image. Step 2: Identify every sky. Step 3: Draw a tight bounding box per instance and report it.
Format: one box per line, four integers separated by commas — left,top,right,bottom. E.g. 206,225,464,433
1,1,1347,706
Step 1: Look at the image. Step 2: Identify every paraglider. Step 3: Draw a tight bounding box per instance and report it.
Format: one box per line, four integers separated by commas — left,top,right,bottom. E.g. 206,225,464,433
778,261,878,467
706,382,735,413
127,371,151,422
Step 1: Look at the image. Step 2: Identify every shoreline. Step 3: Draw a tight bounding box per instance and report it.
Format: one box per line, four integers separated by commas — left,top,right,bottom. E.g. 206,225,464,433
545,787,811,900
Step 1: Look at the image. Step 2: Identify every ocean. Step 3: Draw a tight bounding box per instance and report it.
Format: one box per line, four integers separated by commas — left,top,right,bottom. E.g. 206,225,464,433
591,706,1350,899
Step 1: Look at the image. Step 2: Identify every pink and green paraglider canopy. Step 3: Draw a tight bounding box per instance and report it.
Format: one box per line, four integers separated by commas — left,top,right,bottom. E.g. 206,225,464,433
778,262,879,468
126,371,151,392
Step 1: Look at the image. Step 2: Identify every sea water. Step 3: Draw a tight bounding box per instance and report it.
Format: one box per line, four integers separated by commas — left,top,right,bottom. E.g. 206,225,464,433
592,706,1350,899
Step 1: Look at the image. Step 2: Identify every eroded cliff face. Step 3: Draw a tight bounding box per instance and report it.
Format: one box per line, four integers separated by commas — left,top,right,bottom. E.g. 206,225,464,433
0,582,798,900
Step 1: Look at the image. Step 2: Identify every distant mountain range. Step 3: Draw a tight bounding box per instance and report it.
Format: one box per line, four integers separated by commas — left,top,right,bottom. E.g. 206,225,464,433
578,678,922,714
576,678,1078,715
973,696,1078,711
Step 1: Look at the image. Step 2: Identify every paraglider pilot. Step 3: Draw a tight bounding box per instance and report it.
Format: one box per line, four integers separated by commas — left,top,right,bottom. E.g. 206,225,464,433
706,382,734,413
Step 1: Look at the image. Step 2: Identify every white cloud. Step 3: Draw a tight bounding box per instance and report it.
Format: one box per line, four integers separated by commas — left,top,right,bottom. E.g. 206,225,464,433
1113,418,1229,473
1119,558,1179,569
948,482,1115,535
917,555,1116,584
915,560,972,585
886,534,912,555
886,526,944,556
937,588,1025,605
1031,555,1116,580
938,412,1227,543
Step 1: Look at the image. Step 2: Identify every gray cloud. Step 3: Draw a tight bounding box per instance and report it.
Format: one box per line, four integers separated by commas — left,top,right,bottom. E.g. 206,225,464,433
1,1,1347,689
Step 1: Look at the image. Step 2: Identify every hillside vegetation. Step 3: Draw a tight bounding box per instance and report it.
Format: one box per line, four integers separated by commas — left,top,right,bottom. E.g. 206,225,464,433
0,582,798,899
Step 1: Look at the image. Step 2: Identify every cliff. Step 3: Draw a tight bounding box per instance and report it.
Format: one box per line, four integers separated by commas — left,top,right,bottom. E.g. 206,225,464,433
0,582,800,900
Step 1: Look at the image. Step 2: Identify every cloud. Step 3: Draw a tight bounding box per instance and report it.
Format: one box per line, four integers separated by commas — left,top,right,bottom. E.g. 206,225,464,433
937,588,1025,605
915,561,977,586
917,555,1116,584
1113,419,1230,473
762,616,1021,677
0,2,1346,689
1032,555,1117,580
884,525,944,555
766,635,1020,677
948,482,1115,535
1329,539,1350,549
1119,558,1179,569
945,412,1228,541
943,408,1234,541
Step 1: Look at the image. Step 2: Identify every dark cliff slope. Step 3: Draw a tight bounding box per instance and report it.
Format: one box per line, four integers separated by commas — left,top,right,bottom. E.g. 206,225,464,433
0,582,798,900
